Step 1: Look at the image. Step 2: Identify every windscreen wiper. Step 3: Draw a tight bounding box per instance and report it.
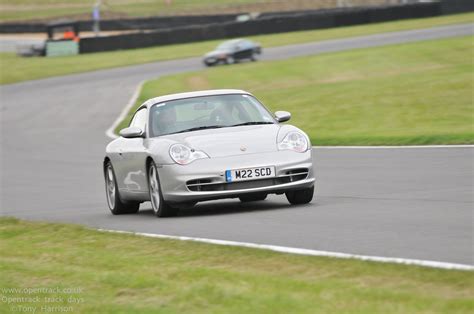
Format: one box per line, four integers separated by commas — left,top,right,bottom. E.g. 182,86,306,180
230,121,274,127
173,125,224,134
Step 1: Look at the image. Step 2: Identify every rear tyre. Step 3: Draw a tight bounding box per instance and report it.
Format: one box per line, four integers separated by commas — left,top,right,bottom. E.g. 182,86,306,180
148,161,178,217
251,53,258,62
285,186,314,205
239,193,267,203
104,161,140,215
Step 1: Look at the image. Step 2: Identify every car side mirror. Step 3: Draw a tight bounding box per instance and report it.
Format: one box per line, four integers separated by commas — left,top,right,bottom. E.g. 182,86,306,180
275,111,291,122
119,127,144,139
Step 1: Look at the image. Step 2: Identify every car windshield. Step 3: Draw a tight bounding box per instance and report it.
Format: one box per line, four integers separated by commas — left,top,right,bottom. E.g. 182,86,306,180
149,94,275,137
216,40,238,50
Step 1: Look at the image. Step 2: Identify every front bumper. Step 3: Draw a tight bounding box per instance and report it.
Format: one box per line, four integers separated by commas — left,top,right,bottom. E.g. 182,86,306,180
203,57,224,65
158,150,315,203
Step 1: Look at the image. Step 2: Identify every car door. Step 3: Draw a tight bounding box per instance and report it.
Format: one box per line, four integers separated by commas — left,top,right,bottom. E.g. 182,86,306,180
117,108,149,200
239,40,253,59
232,41,247,61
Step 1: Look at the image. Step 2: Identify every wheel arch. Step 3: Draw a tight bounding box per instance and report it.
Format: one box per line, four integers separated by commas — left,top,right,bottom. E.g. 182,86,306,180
103,157,111,175
145,156,154,172
145,156,156,188
103,156,110,166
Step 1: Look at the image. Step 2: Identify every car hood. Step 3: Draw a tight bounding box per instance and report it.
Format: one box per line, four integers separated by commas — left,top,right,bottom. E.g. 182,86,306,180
155,124,281,158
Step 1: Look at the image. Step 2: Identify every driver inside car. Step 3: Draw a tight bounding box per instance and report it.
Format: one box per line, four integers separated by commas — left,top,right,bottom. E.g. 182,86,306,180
211,100,249,125
153,105,177,135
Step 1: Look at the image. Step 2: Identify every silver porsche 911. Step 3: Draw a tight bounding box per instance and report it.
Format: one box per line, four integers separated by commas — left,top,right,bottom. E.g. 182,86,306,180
104,89,315,217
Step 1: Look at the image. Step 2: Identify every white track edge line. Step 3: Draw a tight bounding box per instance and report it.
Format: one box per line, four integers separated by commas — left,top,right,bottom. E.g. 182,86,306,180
105,80,145,139
98,228,474,271
107,82,473,149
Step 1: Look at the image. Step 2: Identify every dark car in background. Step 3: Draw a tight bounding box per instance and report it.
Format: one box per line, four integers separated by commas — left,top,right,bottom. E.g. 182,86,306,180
203,39,261,66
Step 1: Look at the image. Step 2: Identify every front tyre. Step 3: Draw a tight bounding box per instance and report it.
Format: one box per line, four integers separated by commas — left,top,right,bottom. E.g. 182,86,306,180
225,56,235,65
104,161,139,215
148,161,178,217
285,186,314,205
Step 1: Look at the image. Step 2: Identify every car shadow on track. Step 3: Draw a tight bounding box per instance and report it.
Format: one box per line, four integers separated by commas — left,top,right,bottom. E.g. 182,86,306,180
136,199,310,218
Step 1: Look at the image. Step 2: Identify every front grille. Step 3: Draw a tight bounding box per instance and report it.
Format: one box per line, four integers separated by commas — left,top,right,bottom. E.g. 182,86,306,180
186,168,309,192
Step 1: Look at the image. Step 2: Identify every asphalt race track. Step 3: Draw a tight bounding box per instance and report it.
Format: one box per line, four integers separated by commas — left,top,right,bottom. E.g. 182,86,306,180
1,23,473,265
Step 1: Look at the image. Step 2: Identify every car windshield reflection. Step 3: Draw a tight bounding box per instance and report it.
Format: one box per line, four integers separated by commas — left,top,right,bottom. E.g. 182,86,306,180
149,94,275,137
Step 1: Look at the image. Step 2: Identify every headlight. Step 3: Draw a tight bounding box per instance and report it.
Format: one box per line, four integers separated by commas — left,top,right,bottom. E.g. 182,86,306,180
169,144,209,165
277,131,309,153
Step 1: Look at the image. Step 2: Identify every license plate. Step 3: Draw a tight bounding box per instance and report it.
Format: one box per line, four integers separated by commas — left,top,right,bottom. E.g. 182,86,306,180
225,166,275,182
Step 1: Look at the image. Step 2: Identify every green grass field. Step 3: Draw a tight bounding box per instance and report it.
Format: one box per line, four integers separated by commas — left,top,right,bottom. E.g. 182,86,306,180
116,36,474,146
1,217,472,313
1,12,473,85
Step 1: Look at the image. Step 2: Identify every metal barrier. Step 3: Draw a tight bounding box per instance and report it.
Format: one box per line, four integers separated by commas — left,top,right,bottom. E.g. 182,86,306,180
79,3,442,54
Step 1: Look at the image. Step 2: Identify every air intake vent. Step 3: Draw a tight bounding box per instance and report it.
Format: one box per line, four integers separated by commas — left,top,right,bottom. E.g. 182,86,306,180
186,168,309,192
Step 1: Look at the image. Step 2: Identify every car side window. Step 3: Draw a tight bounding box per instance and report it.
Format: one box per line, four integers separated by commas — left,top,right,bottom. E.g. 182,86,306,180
130,108,148,131
241,40,251,49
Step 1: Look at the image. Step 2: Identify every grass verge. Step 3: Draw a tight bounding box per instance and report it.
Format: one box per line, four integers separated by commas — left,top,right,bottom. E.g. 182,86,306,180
0,0,361,22
115,36,474,146
1,12,473,85
0,0,261,21
0,217,473,313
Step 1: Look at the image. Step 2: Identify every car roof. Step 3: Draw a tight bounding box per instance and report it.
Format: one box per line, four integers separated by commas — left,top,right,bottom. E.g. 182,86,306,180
140,89,252,109
219,38,252,46
221,39,243,44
